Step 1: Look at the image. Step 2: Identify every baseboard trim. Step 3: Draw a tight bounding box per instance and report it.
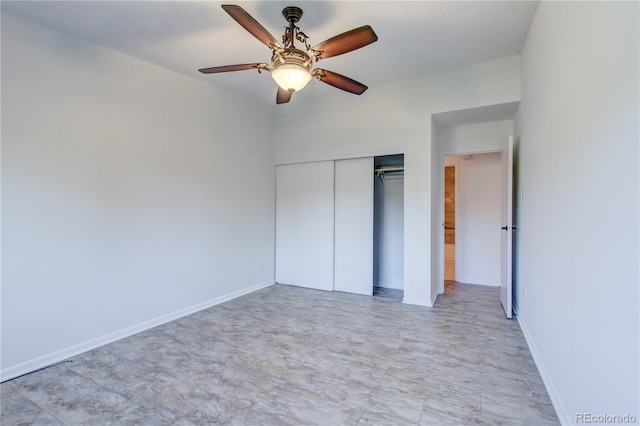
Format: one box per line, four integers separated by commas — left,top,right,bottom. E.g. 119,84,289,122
455,278,500,287
431,290,439,306
1,280,274,383
516,310,571,426
402,297,432,307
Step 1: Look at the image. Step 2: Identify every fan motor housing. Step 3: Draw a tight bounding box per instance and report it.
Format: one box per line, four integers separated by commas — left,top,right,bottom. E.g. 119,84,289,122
272,47,312,71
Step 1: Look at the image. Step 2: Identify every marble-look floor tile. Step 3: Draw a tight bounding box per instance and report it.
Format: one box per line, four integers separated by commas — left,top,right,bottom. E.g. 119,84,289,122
1,282,558,425
0,388,64,426
9,365,140,425
253,385,368,425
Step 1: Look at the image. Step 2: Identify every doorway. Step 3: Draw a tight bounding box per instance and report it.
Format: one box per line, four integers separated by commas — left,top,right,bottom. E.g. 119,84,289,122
443,153,502,289
444,164,456,281
373,154,404,301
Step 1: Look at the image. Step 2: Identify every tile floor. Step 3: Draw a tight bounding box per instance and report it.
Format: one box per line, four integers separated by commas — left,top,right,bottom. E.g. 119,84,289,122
1,282,558,425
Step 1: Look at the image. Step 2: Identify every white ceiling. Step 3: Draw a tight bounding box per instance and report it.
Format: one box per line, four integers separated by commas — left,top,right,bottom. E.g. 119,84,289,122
1,1,539,105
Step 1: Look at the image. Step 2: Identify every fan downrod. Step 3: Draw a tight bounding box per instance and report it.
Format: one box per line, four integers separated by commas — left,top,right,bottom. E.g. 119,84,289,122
282,6,303,23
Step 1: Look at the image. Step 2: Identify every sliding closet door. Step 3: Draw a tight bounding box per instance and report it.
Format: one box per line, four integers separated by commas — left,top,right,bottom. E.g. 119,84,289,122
275,161,334,291
334,157,374,295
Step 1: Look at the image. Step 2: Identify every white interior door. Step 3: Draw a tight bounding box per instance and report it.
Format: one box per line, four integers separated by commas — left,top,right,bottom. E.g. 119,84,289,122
275,161,334,291
500,136,514,318
334,157,374,295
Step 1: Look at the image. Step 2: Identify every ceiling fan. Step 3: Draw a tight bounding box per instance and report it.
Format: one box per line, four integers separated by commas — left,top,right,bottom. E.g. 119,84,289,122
199,4,378,104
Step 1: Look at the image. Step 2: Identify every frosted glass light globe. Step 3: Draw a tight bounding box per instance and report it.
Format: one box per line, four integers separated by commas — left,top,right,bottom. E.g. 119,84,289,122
271,63,312,92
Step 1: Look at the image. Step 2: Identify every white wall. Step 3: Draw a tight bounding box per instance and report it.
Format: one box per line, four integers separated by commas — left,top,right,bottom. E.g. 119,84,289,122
1,15,276,380
438,120,514,155
514,2,639,423
275,56,521,306
446,153,501,286
374,174,404,289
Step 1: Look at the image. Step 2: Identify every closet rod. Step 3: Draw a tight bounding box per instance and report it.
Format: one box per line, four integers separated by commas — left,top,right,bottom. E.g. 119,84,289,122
374,166,404,174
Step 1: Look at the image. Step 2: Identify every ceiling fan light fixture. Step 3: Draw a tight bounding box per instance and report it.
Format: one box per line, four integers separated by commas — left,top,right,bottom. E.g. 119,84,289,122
199,5,378,104
271,63,312,93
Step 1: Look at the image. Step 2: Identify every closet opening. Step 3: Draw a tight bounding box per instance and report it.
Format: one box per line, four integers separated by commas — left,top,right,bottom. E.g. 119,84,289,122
373,154,405,302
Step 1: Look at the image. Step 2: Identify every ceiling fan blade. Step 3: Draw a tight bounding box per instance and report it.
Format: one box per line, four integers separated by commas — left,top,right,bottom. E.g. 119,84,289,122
311,25,378,60
313,69,368,95
222,5,282,49
276,87,292,104
198,63,267,74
